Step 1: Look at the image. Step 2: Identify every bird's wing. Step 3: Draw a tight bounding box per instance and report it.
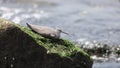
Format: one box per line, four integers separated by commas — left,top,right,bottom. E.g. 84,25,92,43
26,23,55,35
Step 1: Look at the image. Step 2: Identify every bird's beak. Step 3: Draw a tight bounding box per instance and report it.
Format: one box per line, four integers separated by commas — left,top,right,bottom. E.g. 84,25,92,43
61,31,69,35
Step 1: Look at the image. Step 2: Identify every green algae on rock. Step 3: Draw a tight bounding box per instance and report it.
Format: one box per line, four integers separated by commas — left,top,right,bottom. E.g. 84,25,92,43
0,18,93,68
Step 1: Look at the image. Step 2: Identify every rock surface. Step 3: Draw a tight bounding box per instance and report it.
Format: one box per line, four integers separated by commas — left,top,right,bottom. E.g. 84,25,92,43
0,19,93,68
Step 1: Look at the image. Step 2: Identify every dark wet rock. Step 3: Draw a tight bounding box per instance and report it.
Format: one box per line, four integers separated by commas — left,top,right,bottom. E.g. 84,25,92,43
83,45,120,58
76,40,120,62
82,44,111,57
0,19,93,68
115,47,120,57
0,23,47,68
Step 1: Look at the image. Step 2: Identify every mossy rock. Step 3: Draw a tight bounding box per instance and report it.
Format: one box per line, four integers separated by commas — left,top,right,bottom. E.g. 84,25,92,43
0,18,93,68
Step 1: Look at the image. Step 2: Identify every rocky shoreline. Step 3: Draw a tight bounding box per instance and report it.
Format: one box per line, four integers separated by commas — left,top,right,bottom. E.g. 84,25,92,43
0,18,93,68
75,41,120,62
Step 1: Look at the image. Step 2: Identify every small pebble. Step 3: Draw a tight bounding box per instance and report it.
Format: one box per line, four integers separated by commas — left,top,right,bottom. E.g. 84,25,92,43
4,56,7,60
12,57,15,61
11,64,14,68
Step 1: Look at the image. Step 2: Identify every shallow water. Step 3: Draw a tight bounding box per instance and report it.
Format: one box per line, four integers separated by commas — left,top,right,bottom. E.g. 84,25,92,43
0,0,120,68
93,62,120,68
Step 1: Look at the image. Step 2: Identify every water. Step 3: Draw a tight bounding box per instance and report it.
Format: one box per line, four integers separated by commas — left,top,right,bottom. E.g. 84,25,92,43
0,0,120,68
93,62,120,68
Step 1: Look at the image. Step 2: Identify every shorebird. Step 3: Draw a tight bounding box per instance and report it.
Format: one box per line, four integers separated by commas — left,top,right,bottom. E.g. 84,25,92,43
26,23,69,39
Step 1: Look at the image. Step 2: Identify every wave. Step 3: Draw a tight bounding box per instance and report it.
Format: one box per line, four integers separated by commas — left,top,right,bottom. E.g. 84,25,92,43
0,0,58,6
0,6,50,24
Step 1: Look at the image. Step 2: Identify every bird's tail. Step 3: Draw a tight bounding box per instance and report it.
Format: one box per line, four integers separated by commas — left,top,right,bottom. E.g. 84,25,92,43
26,23,32,29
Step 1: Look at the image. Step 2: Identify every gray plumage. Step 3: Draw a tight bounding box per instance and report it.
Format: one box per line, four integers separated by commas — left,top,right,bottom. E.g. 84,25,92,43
26,23,68,39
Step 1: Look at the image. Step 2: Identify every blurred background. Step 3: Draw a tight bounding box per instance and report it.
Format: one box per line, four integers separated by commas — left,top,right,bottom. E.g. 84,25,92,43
0,0,120,68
